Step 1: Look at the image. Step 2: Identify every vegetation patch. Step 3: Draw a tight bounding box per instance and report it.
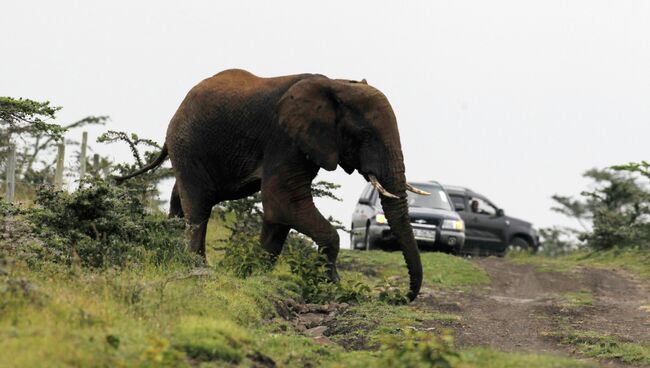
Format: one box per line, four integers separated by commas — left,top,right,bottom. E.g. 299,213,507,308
2,180,192,269
549,331,650,365
560,291,594,308
376,329,460,367
460,348,597,368
339,250,490,290
324,302,458,350
173,316,251,363
509,249,650,280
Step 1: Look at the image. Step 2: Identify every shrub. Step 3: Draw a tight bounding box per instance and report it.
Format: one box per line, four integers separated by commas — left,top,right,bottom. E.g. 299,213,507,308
376,278,410,306
281,234,370,304
98,130,174,211
551,167,650,251
538,226,585,256
213,181,369,303
2,179,192,268
220,231,273,278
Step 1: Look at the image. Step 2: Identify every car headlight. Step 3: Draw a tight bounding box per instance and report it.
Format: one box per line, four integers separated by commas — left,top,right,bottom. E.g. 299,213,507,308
375,214,387,224
442,219,464,231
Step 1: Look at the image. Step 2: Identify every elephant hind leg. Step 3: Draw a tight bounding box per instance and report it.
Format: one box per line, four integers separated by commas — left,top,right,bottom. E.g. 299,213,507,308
187,219,209,260
176,180,215,259
169,182,185,218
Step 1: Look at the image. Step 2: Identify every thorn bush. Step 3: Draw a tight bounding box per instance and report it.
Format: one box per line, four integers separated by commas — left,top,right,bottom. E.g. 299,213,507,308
2,178,193,268
281,234,370,304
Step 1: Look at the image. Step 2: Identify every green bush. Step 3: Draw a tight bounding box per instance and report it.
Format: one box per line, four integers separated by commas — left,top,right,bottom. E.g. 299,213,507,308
376,278,410,306
2,179,192,268
281,234,370,304
220,231,273,278
581,168,650,250
551,167,650,251
213,181,370,304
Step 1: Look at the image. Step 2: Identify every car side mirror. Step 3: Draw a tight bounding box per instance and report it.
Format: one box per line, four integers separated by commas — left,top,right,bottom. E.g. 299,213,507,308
496,208,505,217
455,203,465,212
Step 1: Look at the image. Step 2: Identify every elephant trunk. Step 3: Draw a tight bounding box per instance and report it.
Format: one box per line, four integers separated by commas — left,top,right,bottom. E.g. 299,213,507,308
377,149,423,301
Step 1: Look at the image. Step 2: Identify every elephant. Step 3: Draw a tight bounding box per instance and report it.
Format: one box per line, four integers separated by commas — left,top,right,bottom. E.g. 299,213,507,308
116,69,428,300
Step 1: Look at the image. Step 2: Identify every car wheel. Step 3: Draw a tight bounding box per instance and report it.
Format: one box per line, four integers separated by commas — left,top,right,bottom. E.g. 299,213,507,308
452,242,463,256
364,225,372,251
350,227,358,250
509,236,535,253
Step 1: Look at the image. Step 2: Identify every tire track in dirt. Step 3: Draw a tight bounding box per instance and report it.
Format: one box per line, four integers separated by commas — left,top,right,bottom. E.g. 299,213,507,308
414,257,650,367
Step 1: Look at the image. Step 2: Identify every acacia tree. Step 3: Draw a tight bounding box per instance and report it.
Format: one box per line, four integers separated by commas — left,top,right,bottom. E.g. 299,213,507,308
97,131,174,211
548,167,650,251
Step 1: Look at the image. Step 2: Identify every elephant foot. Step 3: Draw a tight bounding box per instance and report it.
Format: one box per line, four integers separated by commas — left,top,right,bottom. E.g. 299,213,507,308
192,254,209,268
328,266,340,283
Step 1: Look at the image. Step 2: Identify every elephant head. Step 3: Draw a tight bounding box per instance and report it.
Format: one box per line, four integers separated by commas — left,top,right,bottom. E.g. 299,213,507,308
276,77,424,300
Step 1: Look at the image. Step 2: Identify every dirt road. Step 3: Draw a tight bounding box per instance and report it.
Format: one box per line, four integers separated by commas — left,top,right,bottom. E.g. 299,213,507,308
415,257,650,367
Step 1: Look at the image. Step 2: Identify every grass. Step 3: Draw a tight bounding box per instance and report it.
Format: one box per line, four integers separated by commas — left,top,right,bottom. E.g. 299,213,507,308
549,331,650,365
560,291,594,308
339,249,491,290
509,248,650,279
460,348,598,368
1,230,609,368
325,302,460,349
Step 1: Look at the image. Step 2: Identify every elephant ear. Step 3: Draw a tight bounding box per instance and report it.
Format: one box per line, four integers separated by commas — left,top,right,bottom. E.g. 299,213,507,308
277,78,339,171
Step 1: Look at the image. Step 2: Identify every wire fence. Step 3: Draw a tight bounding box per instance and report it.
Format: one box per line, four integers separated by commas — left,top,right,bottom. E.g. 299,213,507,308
2,132,90,203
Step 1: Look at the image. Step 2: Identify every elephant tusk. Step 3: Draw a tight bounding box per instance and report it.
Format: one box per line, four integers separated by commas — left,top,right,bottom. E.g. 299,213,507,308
406,183,431,196
368,175,400,199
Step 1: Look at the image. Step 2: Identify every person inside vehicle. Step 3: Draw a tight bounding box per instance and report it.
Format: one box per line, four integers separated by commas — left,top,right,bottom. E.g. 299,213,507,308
470,199,480,213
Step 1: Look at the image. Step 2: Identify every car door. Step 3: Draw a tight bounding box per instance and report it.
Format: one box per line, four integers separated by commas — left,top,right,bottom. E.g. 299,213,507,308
448,191,476,240
464,194,508,252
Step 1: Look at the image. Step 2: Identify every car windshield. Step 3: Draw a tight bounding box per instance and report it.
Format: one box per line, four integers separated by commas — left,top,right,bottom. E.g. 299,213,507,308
406,185,453,211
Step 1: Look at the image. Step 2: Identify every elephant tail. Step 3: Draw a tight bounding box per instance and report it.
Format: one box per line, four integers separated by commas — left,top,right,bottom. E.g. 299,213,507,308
113,145,169,184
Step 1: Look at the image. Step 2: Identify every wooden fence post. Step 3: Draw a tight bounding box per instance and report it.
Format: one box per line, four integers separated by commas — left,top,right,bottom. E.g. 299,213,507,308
5,145,16,203
79,132,88,184
54,143,65,189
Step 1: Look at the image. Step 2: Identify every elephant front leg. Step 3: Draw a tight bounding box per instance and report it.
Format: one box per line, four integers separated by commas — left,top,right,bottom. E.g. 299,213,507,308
288,201,341,282
260,220,290,260
261,161,339,282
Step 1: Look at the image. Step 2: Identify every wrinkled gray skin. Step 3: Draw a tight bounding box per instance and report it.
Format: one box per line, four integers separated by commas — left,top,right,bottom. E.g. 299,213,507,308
117,69,423,300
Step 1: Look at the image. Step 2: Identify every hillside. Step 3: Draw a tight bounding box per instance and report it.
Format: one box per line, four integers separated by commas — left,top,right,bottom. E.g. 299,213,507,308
2,215,649,368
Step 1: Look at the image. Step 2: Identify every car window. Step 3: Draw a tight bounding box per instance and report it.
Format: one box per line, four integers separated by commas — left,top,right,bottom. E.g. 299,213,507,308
406,185,453,211
370,188,379,205
468,196,497,216
359,184,373,203
449,194,466,211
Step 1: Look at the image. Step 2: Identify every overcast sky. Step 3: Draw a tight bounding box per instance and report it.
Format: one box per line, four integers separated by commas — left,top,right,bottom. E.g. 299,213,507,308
2,1,649,247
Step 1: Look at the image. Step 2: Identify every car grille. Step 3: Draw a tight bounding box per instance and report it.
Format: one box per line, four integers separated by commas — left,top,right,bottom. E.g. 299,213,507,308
409,217,441,227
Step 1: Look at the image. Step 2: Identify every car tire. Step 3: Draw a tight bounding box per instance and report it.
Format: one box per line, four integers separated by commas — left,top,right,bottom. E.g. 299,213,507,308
350,227,358,250
364,225,372,251
509,236,535,253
